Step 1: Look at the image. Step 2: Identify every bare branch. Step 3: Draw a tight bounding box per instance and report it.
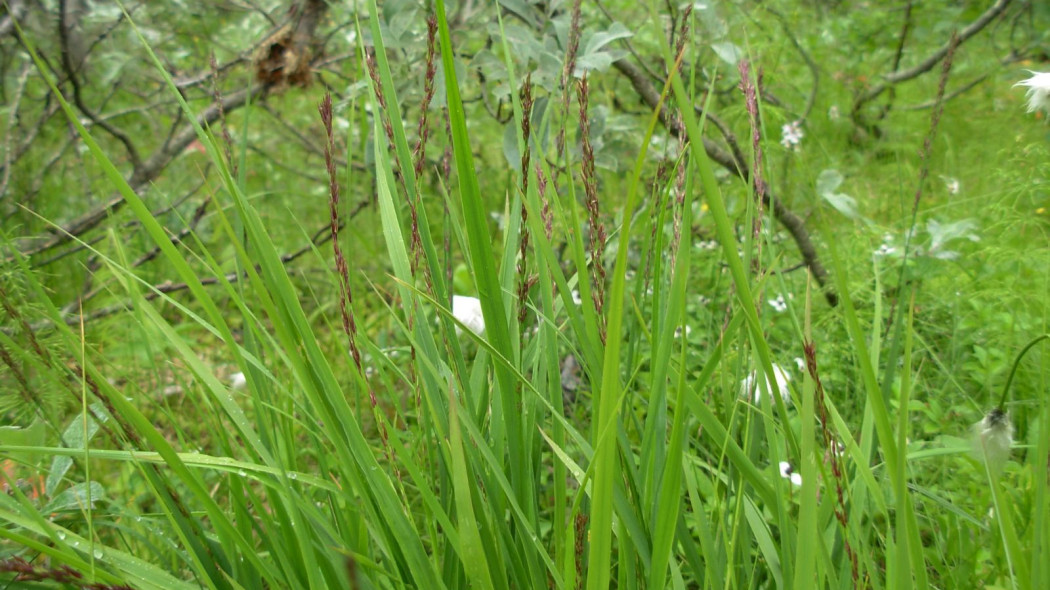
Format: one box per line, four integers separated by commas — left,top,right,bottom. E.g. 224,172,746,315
14,87,260,259
11,200,371,333
614,58,838,306
0,0,27,39
856,0,1012,107
57,0,143,170
0,63,33,199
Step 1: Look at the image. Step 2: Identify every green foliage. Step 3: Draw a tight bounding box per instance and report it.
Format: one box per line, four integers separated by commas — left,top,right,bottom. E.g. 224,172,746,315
2,0,1049,588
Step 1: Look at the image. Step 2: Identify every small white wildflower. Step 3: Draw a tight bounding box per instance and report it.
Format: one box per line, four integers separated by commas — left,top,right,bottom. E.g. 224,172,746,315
874,242,896,257
740,363,792,406
697,295,711,306
695,239,719,251
972,408,1013,475
229,372,247,390
942,176,960,195
780,120,803,150
674,324,692,338
793,357,806,372
768,295,787,313
452,295,486,336
489,211,507,230
828,105,840,120
1014,71,1050,116
571,290,583,305
779,461,803,487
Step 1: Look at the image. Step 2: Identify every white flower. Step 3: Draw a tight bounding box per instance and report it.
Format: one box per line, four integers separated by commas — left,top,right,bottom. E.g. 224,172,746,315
779,461,802,487
1014,71,1050,116
767,295,787,313
780,120,803,150
793,357,806,372
674,324,692,338
942,176,960,195
695,239,719,251
874,233,897,257
972,408,1013,474
452,295,486,336
828,105,840,120
229,372,247,390
571,289,583,305
740,363,792,406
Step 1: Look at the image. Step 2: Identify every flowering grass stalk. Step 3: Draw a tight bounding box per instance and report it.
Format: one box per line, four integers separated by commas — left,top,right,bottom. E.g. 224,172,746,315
4,3,1048,590
576,75,607,343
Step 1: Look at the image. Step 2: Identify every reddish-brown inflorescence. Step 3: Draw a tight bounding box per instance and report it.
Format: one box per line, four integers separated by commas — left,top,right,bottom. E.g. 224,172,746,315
365,49,429,291
573,512,588,590
576,75,606,343
804,340,860,585
644,160,670,298
737,59,767,232
319,92,399,481
0,556,133,589
516,76,534,328
668,4,693,270
209,52,236,178
913,32,959,215
319,93,364,379
413,16,439,183
407,16,439,295
556,0,584,159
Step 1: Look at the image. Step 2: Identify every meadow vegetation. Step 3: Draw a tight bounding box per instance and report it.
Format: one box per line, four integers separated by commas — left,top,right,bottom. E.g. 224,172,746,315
1,0,1049,588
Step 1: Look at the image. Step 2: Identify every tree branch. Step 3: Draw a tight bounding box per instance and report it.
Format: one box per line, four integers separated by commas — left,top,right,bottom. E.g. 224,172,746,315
57,0,143,170
855,0,1012,108
614,58,838,306
14,87,260,259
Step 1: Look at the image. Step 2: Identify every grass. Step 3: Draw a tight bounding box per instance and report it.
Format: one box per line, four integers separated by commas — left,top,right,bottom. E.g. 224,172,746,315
2,1,1049,589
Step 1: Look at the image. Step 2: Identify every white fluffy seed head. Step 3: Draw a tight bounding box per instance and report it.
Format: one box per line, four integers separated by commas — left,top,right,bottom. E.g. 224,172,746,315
972,408,1014,475
740,364,792,406
1015,71,1050,116
452,295,486,336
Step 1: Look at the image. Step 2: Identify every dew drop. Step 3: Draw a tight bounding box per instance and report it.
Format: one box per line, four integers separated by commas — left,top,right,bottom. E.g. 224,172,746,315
288,472,298,480
57,531,67,540
238,470,247,477
93,549,103,559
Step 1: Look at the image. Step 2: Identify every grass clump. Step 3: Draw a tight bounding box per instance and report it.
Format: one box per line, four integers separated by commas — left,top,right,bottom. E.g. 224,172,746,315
2,1,1049,589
